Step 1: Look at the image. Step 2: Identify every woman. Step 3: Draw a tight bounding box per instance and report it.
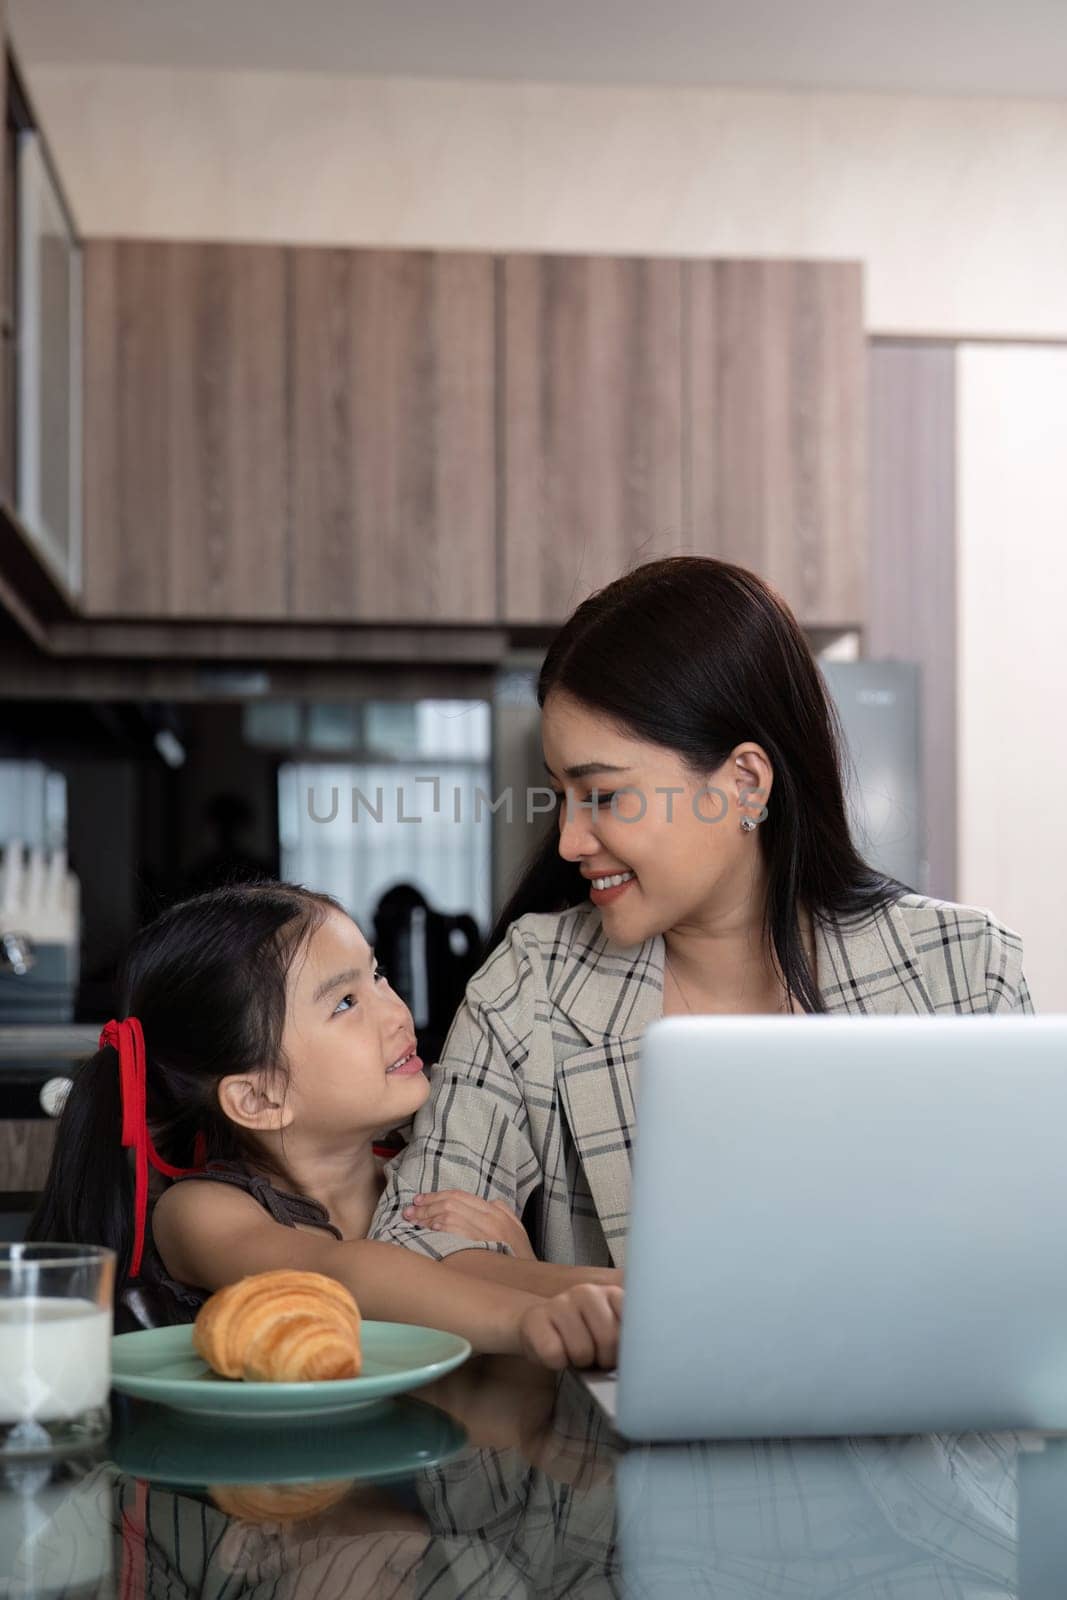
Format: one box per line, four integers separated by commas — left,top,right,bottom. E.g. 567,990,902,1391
369,557,1033,1276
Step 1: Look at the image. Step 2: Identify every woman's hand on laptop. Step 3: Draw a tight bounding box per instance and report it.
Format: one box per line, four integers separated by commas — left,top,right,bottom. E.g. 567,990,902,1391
519,1283,623,1371
402,1189,536,1259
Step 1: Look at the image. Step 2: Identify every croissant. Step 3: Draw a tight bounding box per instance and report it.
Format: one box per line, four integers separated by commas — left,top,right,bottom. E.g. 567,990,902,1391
193,1269,363,1382
210,1480,353,1524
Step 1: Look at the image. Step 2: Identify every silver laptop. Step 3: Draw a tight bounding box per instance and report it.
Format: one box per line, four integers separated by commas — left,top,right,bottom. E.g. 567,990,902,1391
588,1013,1067,1440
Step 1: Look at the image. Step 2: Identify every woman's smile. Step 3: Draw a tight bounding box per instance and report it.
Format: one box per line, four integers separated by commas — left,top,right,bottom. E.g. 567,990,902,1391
586,870,637,907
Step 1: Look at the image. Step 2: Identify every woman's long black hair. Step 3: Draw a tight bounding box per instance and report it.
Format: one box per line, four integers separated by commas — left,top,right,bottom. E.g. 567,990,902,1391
485,557,913,1013
28,881,343,1289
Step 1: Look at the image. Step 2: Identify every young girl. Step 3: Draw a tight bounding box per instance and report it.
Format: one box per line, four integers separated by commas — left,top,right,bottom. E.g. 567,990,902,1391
29,881,621,1371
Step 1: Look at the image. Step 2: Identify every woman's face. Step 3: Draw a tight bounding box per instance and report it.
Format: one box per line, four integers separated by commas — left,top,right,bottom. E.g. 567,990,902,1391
541,690,772,945
278,910,430,1139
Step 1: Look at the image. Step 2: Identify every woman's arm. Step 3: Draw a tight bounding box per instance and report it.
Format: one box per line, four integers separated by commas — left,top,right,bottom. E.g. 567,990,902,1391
400,1188,538,1259
396,1187,621,1294
152,1181,620,1368
983,914,1035,1013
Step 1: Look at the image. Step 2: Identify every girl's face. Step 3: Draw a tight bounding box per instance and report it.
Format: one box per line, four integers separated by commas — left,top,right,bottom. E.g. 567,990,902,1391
541,690,773,946
277,910,430,1139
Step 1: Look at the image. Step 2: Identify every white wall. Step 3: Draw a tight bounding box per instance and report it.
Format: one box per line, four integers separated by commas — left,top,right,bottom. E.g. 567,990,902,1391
957,344,1067,1011
21,62,1067,339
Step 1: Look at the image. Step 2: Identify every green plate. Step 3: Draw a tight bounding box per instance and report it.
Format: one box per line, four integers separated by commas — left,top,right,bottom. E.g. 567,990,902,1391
110,1393,468,1486
111,1321,471,1420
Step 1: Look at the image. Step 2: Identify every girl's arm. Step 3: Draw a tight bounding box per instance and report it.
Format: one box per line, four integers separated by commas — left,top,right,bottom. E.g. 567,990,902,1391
152,1181,620,1369
441,1251,622,1299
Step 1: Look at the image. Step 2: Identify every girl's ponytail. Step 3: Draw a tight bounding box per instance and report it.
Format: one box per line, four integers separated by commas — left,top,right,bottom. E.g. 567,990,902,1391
29,1019,205,1287
27,1042,136,1284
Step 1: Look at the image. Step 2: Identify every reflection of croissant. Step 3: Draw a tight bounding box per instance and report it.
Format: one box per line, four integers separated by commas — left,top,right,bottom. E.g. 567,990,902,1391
193,1270,363,1381
210,1480,353,1524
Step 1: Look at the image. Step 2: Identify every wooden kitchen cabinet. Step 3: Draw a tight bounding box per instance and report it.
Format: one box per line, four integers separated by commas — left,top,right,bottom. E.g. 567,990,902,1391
83,240,288,618
501,253,865,629
0,1119,55,1190
288,248,497,622
0,33,86,630
500,252,685,624
685,259,866,628
79,242,864,633
83,243,497,624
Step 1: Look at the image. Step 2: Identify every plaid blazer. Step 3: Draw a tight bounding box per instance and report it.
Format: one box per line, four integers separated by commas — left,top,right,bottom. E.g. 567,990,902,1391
368,892,1033,1268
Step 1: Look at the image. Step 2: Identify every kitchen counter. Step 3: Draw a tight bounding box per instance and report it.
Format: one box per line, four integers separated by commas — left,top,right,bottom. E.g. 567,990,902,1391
0,1024,100,1061
0,1028,96,1186
0,1025,99,1089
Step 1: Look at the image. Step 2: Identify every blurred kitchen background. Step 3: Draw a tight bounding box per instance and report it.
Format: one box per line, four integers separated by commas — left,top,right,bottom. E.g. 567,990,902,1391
1,1,1065,1203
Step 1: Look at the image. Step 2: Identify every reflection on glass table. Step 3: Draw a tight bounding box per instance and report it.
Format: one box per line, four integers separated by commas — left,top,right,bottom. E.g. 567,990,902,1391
618,1428,1067,1600
8,1358,1067,1599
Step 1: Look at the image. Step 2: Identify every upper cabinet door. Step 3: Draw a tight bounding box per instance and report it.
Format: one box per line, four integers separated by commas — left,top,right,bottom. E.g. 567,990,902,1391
80,243,862,630
502,254,865,630
83,243,497,623
501,253,685,624
83,240,288,618
685,260,866,629
289,248,496,622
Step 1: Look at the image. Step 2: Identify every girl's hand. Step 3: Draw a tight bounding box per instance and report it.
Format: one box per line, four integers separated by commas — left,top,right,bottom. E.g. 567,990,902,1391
518,1284,623,1371
401,1190,536,1260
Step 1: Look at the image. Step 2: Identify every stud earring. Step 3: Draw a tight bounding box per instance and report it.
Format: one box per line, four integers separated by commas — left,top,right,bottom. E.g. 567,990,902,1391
740,815,759,832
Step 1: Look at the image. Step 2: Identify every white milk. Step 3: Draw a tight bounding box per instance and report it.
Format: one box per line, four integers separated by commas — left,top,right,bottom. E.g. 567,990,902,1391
0,1299,111,1423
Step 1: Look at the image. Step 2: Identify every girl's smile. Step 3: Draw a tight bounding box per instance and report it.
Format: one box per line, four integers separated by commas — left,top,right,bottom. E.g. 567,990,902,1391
386,1046,425,1076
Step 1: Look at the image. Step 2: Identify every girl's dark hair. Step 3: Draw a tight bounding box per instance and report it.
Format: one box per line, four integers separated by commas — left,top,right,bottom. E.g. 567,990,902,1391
485,556,913,1012
28,881,343,1289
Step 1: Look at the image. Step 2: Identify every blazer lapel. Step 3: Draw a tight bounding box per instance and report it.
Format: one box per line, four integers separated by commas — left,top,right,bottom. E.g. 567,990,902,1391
553,912,665,1265
552,897,935,1264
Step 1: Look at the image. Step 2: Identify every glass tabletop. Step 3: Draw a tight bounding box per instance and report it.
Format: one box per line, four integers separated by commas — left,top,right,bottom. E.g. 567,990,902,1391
3,1354,1067,1598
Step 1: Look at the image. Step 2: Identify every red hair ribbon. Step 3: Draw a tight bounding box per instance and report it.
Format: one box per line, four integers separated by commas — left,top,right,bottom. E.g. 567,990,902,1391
119,1477,147,1600
99,1017,206,1279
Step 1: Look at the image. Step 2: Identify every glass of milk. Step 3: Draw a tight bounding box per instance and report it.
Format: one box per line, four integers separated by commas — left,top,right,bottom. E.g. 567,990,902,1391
0,1244,115,1456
